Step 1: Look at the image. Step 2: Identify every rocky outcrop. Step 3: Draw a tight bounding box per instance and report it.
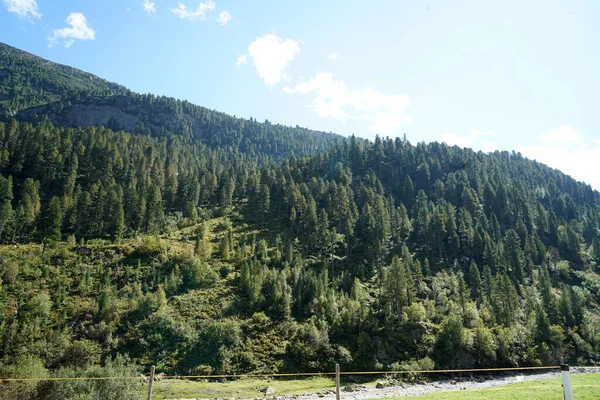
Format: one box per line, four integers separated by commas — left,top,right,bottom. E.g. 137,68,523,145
66,104,140,132
16,95,196,138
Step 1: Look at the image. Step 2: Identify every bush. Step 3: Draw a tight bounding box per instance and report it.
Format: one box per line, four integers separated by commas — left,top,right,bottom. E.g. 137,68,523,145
37,355,142,400
134,236,168,259
182,259,218,289
136,292,161,319
0,354,48,400
433,314,466,368
164,213,183,234
405,302,426,323
185,320,242,373
197,207,213,221
218,263,234,279
390,357,435,382
26,292,53,320
2,260,19,283
66,234,77,248
218,218,232,232
61,339,102,368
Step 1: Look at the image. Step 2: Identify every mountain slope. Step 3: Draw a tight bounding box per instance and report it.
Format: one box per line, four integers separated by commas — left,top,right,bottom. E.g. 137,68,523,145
0,42,127,115
0,42,340,162
0,43,599,397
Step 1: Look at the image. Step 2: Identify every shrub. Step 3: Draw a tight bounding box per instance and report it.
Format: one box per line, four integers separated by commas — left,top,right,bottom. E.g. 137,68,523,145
61,339,102,368
218,263,234,279
218,218,232,232
66,234,77,248
405,302,426,323
37,355,142,400
134,236,168,259
0,354,48,400
26,292,53,320
391,357,435,382
2,260,19,283
181,259,218,289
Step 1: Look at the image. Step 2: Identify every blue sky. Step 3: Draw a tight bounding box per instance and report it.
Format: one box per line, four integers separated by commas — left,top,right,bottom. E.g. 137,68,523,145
1,0,599,189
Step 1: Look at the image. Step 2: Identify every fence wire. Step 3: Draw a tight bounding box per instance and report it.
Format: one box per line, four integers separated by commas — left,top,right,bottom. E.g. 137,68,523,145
0,365,570,382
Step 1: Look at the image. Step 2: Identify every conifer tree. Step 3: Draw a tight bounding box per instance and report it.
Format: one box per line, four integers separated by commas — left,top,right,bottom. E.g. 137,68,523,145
469,261,483,304
504,229,524,284
0,175,13,240
44,196,63,244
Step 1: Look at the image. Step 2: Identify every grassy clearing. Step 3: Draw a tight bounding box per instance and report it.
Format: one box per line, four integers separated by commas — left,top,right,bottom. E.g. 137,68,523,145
386,372,600,400
150,376,337,399
148,373,600,400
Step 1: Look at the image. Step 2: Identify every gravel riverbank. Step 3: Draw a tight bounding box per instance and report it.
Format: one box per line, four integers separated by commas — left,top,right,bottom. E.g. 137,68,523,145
168,367,598,400
296,370,561,399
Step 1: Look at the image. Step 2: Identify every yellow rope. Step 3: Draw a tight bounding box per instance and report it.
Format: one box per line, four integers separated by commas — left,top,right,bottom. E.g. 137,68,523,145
0,376,142,382
0,365,565,382
338,366,561,375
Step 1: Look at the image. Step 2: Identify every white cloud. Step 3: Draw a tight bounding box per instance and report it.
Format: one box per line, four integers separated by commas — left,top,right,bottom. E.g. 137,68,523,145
284,72,412,136
243,34,300,87
142,1,156,14
327,52,339,61
438,129,497,151
171,0,215,20
482,142,500,153
236,54,247,67
3,0,41,20
49,13,95,48
217,10,231,25
537,124,586,149
518,125,600,190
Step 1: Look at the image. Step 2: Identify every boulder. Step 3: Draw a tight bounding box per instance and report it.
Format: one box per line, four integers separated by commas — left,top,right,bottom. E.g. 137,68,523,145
260,387,275,395
376,381,385,389
344,384,354,392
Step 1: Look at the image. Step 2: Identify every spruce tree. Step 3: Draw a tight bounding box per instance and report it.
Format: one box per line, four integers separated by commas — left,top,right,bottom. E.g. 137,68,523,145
44,196,63,244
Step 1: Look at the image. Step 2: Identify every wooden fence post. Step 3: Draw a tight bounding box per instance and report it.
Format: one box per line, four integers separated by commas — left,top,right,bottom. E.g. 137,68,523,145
335,363,341,400
147,365,155,400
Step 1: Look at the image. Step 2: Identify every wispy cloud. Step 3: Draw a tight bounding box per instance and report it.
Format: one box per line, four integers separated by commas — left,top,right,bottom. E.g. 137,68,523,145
217,10,231,25
438,129,498,152
536,124,587,149
49,13,95,48
327,52,339,61
284,72,412,136
142,1,156,14
3,0,41,20
518,125,600,190
236,55,247,67
171,0,215,21
239,34,300,87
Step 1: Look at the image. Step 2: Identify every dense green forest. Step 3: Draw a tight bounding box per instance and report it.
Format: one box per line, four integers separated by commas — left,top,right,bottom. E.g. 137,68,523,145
0,42,340,164
1,42,600,399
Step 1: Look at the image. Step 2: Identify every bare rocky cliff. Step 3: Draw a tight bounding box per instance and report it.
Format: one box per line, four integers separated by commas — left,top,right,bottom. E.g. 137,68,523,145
17,95,204,139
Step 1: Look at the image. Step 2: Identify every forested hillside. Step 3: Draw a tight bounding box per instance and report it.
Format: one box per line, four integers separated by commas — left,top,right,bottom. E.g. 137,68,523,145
0,42,340,163
0,43,600,399
0,43,128,113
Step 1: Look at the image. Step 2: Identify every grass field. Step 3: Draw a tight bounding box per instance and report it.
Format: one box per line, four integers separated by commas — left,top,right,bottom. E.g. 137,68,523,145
148,373,600,400
384,373,600,400
150,376,337,399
